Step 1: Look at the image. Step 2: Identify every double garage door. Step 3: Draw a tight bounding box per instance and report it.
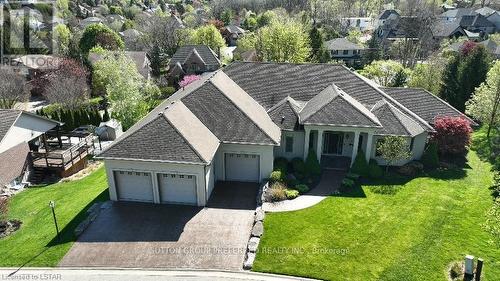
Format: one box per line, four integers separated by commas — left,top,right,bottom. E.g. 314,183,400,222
113,171,197,205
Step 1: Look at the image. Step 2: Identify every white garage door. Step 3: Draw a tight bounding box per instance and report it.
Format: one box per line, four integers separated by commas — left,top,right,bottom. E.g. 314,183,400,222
158,173,197,205
225,153,260,182
114,171,154,202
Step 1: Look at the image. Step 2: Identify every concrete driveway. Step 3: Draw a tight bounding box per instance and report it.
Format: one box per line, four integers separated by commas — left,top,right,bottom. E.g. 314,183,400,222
59,182,258,270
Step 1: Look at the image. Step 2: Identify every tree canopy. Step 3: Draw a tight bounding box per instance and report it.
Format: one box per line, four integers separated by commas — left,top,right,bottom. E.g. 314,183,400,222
79,24,124,55
189,24,226,52
359,60,410,87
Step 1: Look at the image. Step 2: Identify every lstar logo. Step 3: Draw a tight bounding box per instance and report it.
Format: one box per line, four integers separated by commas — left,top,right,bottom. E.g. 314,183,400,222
1,0,58,69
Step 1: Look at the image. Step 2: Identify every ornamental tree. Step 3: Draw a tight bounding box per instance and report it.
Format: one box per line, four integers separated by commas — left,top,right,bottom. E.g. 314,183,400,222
0,69,30,109
360,60,410,87
466,60,500,139
189,24,226,53
376,136,412,173
179,75,200,88
432,116,473,156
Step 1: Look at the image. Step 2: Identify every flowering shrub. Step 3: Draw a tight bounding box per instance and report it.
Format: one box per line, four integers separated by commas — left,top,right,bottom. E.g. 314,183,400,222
432,116,472,156
178,75,200,88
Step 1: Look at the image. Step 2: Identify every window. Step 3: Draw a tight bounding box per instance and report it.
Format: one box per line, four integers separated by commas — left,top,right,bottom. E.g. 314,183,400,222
343,50,349,55
332,50,338,55
410,137,415,151
285,136,294,153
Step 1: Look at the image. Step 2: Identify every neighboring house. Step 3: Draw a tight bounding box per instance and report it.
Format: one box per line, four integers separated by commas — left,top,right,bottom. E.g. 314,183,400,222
221,25,246,46
79,17,103,28
119,29,144,51
341,17,375,32
439,7,498,35
0,109,60,192
167,45,221,82
12,55,62,79
88,51,152,79
459,14,496,35
448,39,500,58
97,62,472,207
439,8,477,22
377,9,400,28
432,20,467,40
325,38,366,66
487,11,500,31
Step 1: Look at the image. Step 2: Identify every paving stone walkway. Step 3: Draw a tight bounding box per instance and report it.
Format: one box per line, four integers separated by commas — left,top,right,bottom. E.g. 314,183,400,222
262,170,346,212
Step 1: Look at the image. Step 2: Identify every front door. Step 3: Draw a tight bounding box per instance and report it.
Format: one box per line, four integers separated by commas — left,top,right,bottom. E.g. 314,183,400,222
323,132,344,155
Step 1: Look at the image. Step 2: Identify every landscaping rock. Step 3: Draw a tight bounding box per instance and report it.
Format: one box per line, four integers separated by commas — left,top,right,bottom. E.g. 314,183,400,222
248,237,260,253
86,202,101,215
255,209,265,222
243,252,256,270
251,221,263,237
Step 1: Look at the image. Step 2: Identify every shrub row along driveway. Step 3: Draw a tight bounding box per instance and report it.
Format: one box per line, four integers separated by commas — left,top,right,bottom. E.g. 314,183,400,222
253,151,500,281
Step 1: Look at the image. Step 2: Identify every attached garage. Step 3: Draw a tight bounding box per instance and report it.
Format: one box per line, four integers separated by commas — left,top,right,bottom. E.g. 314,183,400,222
158,173,197,205
225,153,260,182
114,171,154,203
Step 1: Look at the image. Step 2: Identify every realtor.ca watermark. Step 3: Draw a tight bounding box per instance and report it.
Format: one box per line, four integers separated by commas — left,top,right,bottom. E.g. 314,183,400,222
150,246,349,256
0,273,61,280
0,0,60,70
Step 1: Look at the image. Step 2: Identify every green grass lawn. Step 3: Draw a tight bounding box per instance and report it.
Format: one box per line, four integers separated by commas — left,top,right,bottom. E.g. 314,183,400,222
0,167,108,267
254,151,500,280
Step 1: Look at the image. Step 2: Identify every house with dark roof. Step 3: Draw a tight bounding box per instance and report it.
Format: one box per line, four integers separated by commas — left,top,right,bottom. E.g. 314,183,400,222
377,9,400,27
325,38,366,66
448,39,500,58
221,25,246,46
167,45,221,83
0,110,60,193
97,62,472,206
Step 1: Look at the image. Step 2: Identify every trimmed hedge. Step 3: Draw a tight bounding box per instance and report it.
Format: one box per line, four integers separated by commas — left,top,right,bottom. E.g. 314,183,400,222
305,149,321,177
368,160,383,179
294,184,310,194
421,142,439,169
274,157,288,173
351,149,369,176
269,170,284,182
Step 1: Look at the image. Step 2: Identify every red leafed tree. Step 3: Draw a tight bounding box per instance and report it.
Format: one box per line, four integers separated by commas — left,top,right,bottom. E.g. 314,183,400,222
179,75,200,88
460,41,478,56
432,116,473,156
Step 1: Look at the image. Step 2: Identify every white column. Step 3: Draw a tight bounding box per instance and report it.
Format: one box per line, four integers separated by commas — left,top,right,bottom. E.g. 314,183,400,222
303,128,311,160
365,132,373,163
317,129,324,163
351,131,360,166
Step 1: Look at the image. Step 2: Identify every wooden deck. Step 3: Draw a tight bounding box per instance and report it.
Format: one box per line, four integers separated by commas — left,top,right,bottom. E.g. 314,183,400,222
31,135,95,171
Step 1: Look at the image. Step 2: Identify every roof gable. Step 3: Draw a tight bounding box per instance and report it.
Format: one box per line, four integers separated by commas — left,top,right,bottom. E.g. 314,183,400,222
170,45,220,67
0,109,21,143
98,114,205,163
267,97,302,131
300,84,381,127
371,100,425,136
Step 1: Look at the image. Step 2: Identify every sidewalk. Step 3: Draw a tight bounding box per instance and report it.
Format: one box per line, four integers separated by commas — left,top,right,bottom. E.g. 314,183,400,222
0,268,319,281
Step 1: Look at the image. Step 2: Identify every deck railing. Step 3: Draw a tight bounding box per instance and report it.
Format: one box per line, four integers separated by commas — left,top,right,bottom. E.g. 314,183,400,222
31,134,95,169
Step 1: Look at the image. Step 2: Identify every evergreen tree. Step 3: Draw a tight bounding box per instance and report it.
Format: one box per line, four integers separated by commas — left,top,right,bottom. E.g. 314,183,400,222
363,35,380,65
440,44,491,112
102,108,111,122
309,26,329,63
149,43,162,77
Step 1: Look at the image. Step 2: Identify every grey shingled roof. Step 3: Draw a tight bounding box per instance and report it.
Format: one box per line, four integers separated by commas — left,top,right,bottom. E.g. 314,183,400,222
181,81,277,145
325,38,365,51
169,45,220,67
300,84,381,127
98,114,205,164
432,20,465,37
382,87,477,125
267,97,302,131
371,100,425,136
0,109,21,144
379,9,399,20
0,142,30,187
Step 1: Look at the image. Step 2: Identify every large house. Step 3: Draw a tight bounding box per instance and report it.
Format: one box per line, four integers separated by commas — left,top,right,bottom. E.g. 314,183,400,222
167,45,221,83
97,62,473,207
325,38,366,66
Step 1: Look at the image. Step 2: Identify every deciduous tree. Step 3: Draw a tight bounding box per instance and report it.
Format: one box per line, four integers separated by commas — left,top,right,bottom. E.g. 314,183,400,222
0,69,30,109
376,136,412,172
79,24,124,55
189,24,226,53
432,116,473,156
360,60,409,87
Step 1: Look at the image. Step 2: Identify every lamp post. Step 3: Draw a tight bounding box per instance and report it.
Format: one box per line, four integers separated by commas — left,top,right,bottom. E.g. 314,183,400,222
49,201,61,242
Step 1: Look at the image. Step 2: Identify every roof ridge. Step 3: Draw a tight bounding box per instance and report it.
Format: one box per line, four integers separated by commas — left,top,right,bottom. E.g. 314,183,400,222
385,101,415,136
335,86,382,127
299,84,337,123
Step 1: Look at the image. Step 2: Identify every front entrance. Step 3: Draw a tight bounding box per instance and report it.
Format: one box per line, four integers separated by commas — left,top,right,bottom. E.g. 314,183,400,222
323,132,344,155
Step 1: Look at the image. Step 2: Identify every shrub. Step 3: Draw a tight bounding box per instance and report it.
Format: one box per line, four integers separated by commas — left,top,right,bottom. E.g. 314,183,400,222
291,157,306,175
421,142,439,169
351,150,369,176
274,157,288,173
305,149,321,178
483,198,500,247
294,184,310,194
286,177,299,187
346,173,360,180
0,198,7,223
268,182,287,202
285,189,299,200
492,172,500,198
160,86,176,98
269,170,284,182
342,178,355,188
432,116,472,156
368,160,383,179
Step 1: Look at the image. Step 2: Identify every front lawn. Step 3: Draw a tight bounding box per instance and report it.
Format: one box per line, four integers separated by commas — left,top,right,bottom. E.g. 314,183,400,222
254,151,500,280
0,167,108,267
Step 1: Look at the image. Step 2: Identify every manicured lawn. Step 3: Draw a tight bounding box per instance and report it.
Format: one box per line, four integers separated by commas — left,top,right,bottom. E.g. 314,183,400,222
254,151,500,280
0,167,108,267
